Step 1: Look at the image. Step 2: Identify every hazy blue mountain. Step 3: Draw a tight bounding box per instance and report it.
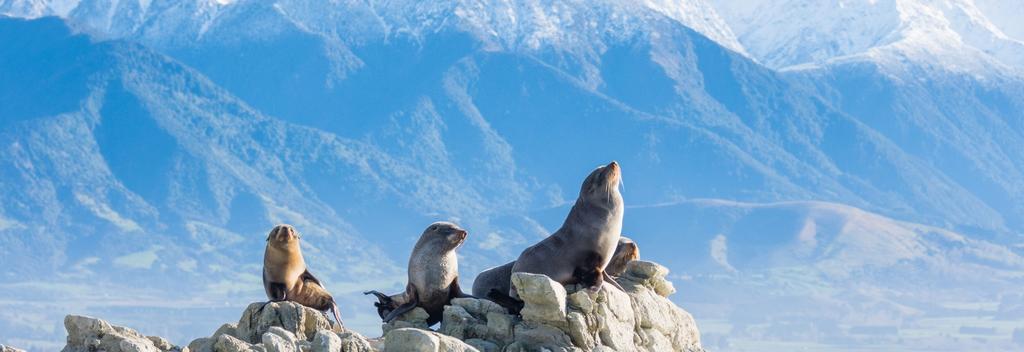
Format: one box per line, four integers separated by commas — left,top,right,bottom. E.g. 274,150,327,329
2,1,1024,351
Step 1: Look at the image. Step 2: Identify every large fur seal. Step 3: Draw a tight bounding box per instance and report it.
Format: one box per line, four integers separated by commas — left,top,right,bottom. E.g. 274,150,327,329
364,222,472,325
262,224,344,328
509,161,625,298
472,236,638,298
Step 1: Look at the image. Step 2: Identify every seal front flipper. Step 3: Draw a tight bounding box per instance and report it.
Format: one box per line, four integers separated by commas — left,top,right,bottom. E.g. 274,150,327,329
449,278,475,299
602,271,625,292
267,282,288,302
382,289,418,323
300,269,323,286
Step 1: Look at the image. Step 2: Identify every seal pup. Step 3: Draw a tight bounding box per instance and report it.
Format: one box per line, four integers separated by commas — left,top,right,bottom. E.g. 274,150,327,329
263,224,344,328
364,222,472,325
509,161,625,298
605,236,639,277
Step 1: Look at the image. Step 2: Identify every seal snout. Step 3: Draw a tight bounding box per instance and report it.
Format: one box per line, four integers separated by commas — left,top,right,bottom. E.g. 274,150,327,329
270,224,299,242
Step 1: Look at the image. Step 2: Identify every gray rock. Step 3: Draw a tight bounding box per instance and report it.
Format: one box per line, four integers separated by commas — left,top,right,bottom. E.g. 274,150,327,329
262,331,296,352
511,273,567,324
383,328,479,352
237,302,334,344
463,339,497,352
214,334,255,352
187,337,215,352
381,307,430,336
0,345,27,352
147,336,175,351
311,330,342,352
336,331,374,352
62,315,161,352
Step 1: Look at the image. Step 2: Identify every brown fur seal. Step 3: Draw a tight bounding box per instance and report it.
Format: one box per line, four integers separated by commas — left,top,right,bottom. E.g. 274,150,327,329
263,224,344,328
606,236,639,277
364,222,472,325
509,161,625,298
472,236,638,298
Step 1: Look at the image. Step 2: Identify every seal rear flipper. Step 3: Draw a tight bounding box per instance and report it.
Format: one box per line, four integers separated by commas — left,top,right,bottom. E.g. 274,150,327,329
486,289,524,315
363,290,396,319
382,289,418,323
330,300,345,329
602,271,625,292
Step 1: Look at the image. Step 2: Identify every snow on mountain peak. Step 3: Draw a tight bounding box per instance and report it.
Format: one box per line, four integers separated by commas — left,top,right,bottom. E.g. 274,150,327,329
709,0,1024,75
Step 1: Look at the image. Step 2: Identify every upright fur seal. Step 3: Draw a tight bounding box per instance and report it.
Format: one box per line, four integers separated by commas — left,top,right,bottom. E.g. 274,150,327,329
605,236,639,277
364,222,472,325
472,236,638,298
509,161,625,298
263,224,344,328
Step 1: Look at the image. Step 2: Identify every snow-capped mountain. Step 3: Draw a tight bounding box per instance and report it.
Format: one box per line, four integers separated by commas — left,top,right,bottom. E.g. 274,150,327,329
3,1,1024,351
709,0,1024,75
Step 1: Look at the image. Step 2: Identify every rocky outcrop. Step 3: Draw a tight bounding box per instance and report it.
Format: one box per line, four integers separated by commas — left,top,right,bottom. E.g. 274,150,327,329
427,260,704,352
59,260,702,352
61,315,182,352
1,345,27,352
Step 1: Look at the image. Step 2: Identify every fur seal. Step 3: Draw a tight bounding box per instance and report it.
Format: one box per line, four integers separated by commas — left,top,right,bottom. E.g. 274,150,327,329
471,261,514,298
472,236,638,298
508,161,625,298
263,224,344,328
606,236,639,277
364,222,472,325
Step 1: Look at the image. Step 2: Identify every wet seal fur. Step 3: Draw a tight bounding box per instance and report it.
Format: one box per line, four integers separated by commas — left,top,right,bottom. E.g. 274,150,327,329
364,222,472,325
262,224,344,328
487,161,625,312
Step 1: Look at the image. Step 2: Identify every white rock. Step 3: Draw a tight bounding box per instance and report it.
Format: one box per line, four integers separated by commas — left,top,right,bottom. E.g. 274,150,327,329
511,273,567,324
384,328,480,352
237,302,333,344
215,334,255,352
0,345,27,352
263,331,297,352
62,315,161,352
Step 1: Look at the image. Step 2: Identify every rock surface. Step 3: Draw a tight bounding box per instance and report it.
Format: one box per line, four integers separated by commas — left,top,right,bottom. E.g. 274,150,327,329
60,260,703,352
1,345,27,352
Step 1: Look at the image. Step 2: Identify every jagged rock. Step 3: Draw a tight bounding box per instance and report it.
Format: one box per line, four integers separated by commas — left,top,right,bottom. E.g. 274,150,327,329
188,337,215,352
62,315,168,352
215,334,256,352
383,328,479,352
462,339,497,352
511,272,567,324
263,331,295,352
381,307,430,335
237,302,335,344
1,345,27,352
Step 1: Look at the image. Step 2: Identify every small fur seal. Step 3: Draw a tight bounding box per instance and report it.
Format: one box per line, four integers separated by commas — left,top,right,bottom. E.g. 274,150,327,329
364,222,472,325
509,161,625,298
606,236,639,277
263,224,344,328
472,236,638,298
